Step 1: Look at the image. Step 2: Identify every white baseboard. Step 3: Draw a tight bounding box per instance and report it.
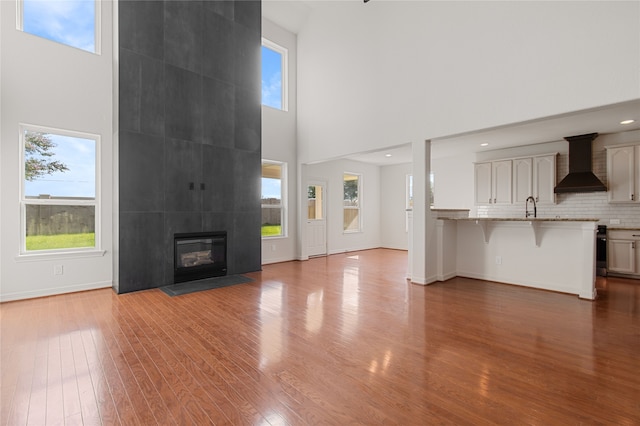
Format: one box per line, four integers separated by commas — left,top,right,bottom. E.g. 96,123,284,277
0,281,112,302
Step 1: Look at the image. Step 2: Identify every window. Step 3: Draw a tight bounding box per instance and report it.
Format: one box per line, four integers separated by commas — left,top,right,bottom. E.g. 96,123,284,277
261,161,286,238
261,38,288,111
343,173,361,232
21,125,98,253
406,174,414,209
18,0,99,54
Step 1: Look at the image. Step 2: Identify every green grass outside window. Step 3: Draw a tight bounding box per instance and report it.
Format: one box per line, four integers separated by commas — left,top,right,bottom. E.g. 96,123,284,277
26,233,95,251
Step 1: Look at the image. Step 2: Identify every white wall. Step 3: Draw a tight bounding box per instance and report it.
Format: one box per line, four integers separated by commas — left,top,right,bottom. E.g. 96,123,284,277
261,18,299,265
303,159,381,255
296,1,639,165
431,152,475,209
380,162,411,250
0,2,113,301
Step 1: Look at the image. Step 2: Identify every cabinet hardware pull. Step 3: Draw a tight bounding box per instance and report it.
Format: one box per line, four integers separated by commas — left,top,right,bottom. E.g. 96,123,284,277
632,235,640,237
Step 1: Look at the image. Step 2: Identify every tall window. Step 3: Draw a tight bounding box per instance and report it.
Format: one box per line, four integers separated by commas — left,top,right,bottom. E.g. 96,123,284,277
261,161,286,238
18,0,99,54
20,125,98,253
261,38,288,111
343,173,361,232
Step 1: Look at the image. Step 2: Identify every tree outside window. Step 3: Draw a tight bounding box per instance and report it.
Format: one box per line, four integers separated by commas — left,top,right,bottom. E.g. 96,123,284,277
21,126,97,252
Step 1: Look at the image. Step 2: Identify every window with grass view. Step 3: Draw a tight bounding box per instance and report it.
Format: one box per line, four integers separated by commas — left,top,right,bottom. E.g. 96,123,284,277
20,0,98,54
262,161,286,238
261,39,287,111
343,173,361,232
21,126,97,253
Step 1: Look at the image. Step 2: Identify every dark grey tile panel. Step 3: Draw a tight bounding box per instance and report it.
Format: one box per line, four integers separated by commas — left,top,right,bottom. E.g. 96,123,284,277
165,138,202,212
118,212,165,293
233,22,261,93
230,210,261,274
202,76,234,148
201,146,234,212
202,9,235,84
204,0,234,21
119,1,164,60
234,87,261,152
164,1,203,74
119,131,165,213
232,149,261,212
234,0,261,33
165,64,203,143
119,49,165,136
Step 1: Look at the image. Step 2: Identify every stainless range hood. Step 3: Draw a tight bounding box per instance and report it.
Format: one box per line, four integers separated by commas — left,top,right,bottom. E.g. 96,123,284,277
554,133,607,193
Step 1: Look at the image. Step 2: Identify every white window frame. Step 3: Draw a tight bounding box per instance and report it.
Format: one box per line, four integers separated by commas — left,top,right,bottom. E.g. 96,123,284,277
16,0,102,55
261,37,288,112
261,160,287,239
343,172,362,233
19,124,101,256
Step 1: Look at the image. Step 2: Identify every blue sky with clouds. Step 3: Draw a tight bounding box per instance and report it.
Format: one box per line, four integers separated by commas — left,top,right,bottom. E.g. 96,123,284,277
23,0,95,53
25,133,96,198
262,178,281,200
261,46,282,109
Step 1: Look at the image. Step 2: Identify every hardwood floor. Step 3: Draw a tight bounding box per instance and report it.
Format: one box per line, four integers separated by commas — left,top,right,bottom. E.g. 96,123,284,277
2,248,639,425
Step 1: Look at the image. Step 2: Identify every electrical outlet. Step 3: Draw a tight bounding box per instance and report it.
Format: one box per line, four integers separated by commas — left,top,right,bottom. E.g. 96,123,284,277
610,219,621,225
495,256,502,265
53,265,63,275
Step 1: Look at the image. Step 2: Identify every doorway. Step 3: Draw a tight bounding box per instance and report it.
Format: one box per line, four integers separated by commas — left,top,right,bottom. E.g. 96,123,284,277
306,182,327,257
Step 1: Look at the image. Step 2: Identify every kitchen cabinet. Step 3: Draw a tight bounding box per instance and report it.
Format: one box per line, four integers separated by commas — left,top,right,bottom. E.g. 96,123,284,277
512,154,557,204
608,229,640,277
533,154,557,204
607,144,640,203
474,160,512,205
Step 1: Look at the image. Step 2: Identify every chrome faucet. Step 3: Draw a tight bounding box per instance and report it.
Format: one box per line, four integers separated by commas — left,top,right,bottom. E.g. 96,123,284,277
525,196,537,218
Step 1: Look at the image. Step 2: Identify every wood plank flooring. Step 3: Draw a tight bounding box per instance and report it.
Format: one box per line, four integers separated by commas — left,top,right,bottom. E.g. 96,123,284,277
2,248,639,425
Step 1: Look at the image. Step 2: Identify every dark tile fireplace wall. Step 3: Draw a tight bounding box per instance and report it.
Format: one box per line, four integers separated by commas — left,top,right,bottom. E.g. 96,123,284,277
117,0,262,293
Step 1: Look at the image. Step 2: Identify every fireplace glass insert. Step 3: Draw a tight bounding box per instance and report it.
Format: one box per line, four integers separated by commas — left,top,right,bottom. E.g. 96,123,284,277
174,231,227,283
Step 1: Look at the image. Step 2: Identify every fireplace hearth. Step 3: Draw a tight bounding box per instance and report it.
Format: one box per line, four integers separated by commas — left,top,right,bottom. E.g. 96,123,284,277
174,231,227,283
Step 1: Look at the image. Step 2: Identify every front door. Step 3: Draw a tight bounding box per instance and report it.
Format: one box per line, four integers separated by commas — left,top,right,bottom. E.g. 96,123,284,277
306,182,327,257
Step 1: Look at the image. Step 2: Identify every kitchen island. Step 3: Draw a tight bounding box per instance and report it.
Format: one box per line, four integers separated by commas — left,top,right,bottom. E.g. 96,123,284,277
435,218,599,300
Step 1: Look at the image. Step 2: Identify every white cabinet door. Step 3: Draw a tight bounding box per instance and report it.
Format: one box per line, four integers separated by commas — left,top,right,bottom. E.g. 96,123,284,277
608,239,635,274
474,162,492,205
608,146,637,203
533,154,556,204
492,160,512,204
513,158,532,204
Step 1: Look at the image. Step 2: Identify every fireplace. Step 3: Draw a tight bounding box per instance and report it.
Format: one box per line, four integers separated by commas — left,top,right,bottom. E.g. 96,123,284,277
174,231,227,283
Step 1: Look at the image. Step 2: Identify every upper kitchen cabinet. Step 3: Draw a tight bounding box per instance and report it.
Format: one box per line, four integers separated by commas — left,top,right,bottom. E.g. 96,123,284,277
532,154,557,204
475,160,512,205
513,154,557,204
607,144,640,203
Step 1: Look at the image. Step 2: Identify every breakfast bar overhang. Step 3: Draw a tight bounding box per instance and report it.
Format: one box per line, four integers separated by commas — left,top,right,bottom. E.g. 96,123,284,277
435,218,599,300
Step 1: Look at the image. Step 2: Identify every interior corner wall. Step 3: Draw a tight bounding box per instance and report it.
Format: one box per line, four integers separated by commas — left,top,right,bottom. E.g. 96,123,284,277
261,18,298,265
430,153,476,210
380,163,411,250
117,0,262,293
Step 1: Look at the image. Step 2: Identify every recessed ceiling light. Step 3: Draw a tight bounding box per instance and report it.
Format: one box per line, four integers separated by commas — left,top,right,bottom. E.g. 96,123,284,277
620,119,635,125
385,154,392,157
480,143,489,147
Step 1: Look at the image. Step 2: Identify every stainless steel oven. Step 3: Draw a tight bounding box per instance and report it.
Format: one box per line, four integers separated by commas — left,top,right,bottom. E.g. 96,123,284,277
596,225,607,276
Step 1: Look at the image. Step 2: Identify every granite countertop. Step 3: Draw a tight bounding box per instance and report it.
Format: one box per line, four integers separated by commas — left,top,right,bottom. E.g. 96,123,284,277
439,217,600,222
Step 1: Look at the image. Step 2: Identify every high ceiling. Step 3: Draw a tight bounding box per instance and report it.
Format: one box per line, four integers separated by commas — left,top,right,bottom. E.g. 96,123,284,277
263,2,640,166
